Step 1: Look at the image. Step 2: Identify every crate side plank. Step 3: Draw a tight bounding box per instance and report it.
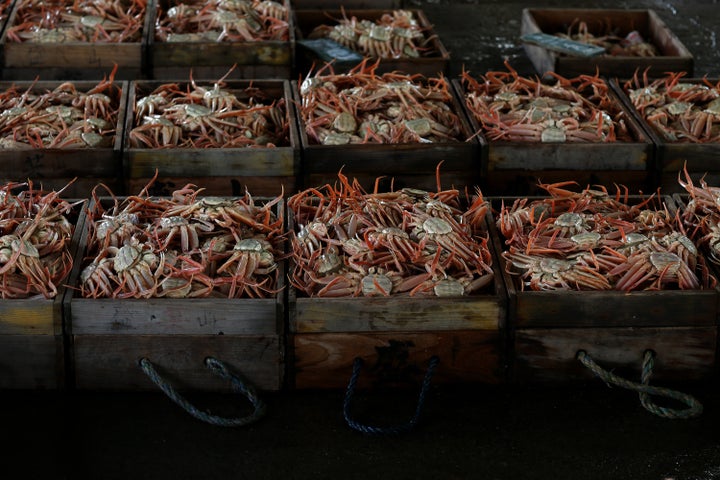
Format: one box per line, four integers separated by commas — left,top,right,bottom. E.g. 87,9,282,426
72,334,282,391
0,301,56,334
0,335,63,389
513,326,716,383
292,330,502,389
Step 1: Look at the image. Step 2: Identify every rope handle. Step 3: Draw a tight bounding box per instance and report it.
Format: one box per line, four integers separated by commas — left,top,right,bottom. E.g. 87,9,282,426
343,355,439,435
139,356,267,427
577,349,702,419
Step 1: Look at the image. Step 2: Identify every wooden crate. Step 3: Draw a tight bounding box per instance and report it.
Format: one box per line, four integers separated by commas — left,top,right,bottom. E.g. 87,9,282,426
490,195,718,383
520,8,694,79
124,79,300,197
0,80,127,198
294,9,449,77
288,209,508,389
147,0,293,80
611,77,720,194
0,198,85,389
64,197,285,391
0,0,151,80
452,79,655,196
293,82,480,193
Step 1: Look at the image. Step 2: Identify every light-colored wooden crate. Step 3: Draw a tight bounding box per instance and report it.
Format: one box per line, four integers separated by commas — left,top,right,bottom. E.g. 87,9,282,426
0,0,151,80
124,79,300,197
294,9,449,77
521,8,693,79
147,0,293,80
64,197,286,392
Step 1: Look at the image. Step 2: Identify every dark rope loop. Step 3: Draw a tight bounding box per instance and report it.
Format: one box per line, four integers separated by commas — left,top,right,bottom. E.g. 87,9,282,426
343,355,439,435
139,357,267,427
576,350,702,420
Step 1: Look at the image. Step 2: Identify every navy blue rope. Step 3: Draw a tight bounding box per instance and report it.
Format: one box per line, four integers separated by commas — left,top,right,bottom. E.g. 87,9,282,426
343,356,439,435
139,356,267,427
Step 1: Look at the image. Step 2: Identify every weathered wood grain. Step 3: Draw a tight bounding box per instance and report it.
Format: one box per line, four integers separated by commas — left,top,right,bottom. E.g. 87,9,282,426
292,330,503,389
513,326,716,382
0,335,64,389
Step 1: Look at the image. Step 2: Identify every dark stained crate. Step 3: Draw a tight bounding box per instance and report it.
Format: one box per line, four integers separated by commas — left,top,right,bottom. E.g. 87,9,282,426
123,79,300,197
0,197,85,389
611,77,720,194
288,205,508,389
0,79,128,199
293,81,481,194
64,197,285,391
452,77,655,196
147,0,293,80
520,8,694,79
0,0,151,80
294,9,449,77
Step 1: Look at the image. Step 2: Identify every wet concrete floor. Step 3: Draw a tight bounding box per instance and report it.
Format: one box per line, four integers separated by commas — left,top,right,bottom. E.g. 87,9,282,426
3,1,720,479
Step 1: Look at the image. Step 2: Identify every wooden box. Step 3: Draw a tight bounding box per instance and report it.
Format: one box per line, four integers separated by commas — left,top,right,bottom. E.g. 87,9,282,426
520,8,694,79
0,79,128,198
288,208,508,390
491,195,718,383
0,0,151,80
453,78,654,196
124,79,300,197
147,0,293,80
64,197,285,392
293,82,480,193
294,9,449,77
0,197,85,389
612,77,720,194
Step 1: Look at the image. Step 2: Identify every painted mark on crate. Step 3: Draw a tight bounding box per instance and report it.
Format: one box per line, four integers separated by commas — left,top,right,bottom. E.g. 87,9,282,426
24,153,44,178
370,340,422,386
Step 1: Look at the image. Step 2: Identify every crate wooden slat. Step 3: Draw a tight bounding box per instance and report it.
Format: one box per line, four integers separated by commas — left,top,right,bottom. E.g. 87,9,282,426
0,0,151,80
124,79,300,197
453,79,655,196
289,208,508,389
520,8,694,78
294,9,449,77
611,77,720,194
294,82,480,193
0,80,128,199
514,327,717,383
0,198,85,390
147,0,293,80
65,197,286,392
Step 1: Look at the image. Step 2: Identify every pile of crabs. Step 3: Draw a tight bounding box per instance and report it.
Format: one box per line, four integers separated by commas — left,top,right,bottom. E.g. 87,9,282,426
0,181,77,299
128,72,289,149
460,61,633,144
78,179,283,299
288,171,494,298
623,71,720,143
0,72,120,149
6,0,147,44
299,62,465,145
498,179,716,291
307,9,431,59
154,0,288,43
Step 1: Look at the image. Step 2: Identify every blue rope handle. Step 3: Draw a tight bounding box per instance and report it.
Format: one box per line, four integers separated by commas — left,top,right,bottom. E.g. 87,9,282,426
577,350,702,419
343,356,439,435
139,356,267,427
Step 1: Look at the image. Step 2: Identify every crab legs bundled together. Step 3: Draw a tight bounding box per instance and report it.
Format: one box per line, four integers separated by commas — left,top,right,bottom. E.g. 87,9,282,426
129,72,289,149
0,70,120,149
154,0,289,43
461,61,633,143
288,170,494,298
308,9,432,59
678,166,720,266
498,181,715,291
624,70,720,143
78,178,283,299
299,61,464,145
0,181,77,299
6,0,147,44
